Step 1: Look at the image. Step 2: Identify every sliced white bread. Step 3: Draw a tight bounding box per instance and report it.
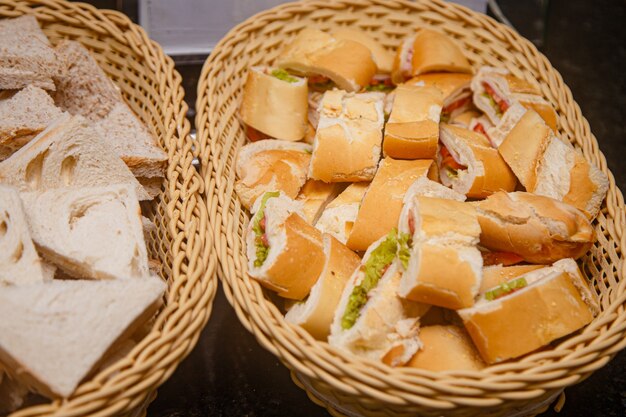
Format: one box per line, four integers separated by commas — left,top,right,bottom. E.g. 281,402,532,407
0,85,63,161
0,276,166,398
55,41,167,179
20,184,150,280
0,15,63,91
0,113,150,200
0,185,46,286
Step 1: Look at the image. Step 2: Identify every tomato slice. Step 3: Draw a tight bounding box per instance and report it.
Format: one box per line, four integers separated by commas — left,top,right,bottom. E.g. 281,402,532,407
473,123,487,135
442,96,471,115
440,146,467,171
308,74,330,85
408,211,415,236
482,82,509,114
482,251,524,266
245,125,270,142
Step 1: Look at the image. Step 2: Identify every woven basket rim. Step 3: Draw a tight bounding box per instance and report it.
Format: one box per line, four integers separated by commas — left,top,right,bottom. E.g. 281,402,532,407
197,0,626,412
2,1,218,416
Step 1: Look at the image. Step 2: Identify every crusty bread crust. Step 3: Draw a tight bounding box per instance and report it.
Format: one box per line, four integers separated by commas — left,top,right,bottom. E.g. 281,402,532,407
409,29,473,75
332,28,394,74
295,180,342,224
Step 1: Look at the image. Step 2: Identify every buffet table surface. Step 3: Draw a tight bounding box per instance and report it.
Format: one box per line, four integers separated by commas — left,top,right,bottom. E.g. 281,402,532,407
148,1,626,415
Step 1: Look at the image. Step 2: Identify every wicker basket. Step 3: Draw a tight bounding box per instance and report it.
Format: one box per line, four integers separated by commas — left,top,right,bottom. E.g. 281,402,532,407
1,1,217,416
197,0,626,416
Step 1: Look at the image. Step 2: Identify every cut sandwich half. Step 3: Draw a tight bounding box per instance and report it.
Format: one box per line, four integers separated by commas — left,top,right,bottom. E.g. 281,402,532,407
0,15,64,91
408,73,473,123
0,185,47,286
458,258,599,364
21,184,149,281
0,114,150,200
0,276,166,398
329,230,429,366
0,85,63,160
332,28,394,75
235,139,312,210
246,192,325,300
285,234,360,340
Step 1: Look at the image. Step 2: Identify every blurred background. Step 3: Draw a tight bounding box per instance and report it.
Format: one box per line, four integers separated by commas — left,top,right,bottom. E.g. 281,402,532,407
74,1,625,416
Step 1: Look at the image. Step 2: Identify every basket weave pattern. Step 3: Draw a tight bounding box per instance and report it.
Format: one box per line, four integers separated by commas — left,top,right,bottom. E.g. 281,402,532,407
1,1,217,416
198,0,626,415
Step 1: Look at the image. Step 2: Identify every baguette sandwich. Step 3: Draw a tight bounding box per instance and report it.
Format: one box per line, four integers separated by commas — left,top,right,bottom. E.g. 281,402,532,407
382,85,443,159
235,139,312,210
329,230,429,365
285,234,360,340
246,192,325,300
392,29,472,84
309,90,385,182
316,182,369,244
475,191,595,263
240,66,308,141
276,28,377,92
498,108,608,218
458,258,599,364
408,73,473,123
347,158,436,251
438,124,517,198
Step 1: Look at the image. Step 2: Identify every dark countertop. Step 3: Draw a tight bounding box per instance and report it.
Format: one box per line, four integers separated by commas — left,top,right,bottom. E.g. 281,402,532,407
147,1,626,416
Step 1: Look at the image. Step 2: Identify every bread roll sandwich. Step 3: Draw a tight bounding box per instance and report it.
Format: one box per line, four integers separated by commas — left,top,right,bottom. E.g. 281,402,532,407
438,124,517,198
276,28,377,92
332,28,394,75
382,85,443,159
20,184,150,281
329,230,429,365
295,180,343,224
0,276,166,398
471,66,557,130
392,29,472,84
309,90,385,182
316,182,369,244
408,73,473,123
285,234,360,340
0,86,63,161
498,109,608,218
475,191,595,263
405,325,485,371
347,158,436,251
235,139,312,210
246,192,325,300
397,196,483,310
239,66,308,142
0,185,47,286
458,258,600,364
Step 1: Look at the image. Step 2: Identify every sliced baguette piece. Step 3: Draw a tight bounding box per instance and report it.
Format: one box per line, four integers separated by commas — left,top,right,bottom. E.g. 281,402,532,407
295,180,343,225
0,113,150,200
332,28,394,74
21,184,150,281
0,85,63,160
285,234,360,340
0,15,63,91
0,185,46,286
0,276,166,398
458,258,599,364
316,182,369,244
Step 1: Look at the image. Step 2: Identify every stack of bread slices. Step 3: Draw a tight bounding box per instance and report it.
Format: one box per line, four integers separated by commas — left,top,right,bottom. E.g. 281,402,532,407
0,15,168,413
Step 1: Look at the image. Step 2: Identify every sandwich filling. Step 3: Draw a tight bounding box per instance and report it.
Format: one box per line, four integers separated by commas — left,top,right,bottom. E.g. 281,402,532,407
252,191,280,267
482,82,509,117
308,75,335,92
365,75,394,92
481,251,524,267
270,68,299,83
341,229,400,330
441,96,471,123
440,145,467,179
484,277,528,301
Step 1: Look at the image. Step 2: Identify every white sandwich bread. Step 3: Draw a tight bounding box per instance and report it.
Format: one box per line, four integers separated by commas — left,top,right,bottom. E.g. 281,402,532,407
276,28,377,92
474,191,595,264
235,139,312,210
346,158,436,252
0,185,47,286
458,258,600,364
20,184,150,280
0,276,166,398
0,15,64,91
246,192,325,300
382,84,443,159
316,182,369,244
329,231,430,366
309,90,385,182
55,40,167,181
0,85,63,160
285,234,360,340
0,113,150,200
438,124,517,198
240,66,308,142
397,196,482,310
